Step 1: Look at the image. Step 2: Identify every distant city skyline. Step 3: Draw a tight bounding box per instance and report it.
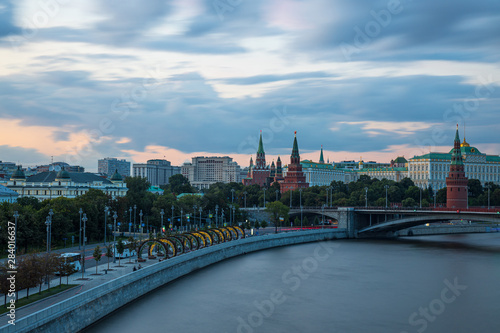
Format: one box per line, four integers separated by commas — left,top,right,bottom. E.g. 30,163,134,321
0,1,499,172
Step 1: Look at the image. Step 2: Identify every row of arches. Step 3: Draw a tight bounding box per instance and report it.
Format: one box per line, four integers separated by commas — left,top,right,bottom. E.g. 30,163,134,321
137,226,245,259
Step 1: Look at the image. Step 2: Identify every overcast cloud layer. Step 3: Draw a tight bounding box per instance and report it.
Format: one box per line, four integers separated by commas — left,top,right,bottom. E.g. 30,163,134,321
0,0,499,171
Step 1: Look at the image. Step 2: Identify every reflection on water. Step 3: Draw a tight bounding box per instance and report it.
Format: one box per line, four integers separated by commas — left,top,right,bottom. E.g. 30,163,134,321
84,234,500,333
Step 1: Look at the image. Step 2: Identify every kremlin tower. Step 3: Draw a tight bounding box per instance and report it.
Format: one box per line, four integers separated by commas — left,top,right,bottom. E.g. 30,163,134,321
280,132,309,193
242,131,271,187
446,125,468,209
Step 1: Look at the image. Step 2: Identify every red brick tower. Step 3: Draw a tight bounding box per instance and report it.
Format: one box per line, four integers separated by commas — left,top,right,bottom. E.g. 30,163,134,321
280,132,309,193
446,125,468,209
242,131,270,187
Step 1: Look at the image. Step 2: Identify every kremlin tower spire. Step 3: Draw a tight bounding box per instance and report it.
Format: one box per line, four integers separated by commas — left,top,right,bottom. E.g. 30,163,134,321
319,145,325,164
280,131,309,193
446,124,468,208
242,130,271,187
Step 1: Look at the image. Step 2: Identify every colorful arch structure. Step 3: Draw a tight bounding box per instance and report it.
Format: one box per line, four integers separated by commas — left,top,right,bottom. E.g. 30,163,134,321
136,226,246,260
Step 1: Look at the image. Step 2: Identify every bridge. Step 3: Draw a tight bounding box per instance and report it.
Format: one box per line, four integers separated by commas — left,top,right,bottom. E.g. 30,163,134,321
285,206,500,238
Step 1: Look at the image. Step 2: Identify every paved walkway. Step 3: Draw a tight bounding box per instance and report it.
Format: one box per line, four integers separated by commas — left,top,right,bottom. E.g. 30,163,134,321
0,255,159,327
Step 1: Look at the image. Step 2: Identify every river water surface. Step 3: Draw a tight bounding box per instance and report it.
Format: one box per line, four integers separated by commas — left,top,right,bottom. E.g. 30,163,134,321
84,233,500,333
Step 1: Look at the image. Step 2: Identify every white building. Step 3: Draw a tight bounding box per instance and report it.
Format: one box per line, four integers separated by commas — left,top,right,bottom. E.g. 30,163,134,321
408,138,500,190
0,184,19,203
182,156,242,190
5,167,127,200
133,159,180,186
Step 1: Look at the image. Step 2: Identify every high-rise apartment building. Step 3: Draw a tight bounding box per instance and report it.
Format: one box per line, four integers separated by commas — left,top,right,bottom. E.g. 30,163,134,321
98,158,131,178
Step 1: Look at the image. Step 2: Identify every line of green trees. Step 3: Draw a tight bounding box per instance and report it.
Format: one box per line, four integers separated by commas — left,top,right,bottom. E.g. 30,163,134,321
0,253,76,306
1,173,499,254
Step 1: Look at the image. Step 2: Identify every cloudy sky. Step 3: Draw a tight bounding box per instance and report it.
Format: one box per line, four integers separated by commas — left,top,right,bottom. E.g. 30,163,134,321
0,0,499,172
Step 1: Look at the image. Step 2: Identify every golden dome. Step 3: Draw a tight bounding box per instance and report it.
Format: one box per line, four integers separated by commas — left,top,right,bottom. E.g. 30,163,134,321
461,138,470,147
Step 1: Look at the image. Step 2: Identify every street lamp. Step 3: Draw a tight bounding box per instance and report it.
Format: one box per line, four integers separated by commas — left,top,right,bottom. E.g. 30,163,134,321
326,189,328,207
181,208,184,232
171,205,174,231
232,206,235,225
104,206,109,245
133,205,137,236
321,204,325,229
139,210,143,239
263,188,266,208
112,211,117,263
82,213,87,275
199,207,202,228
79,208,83,250
384,185,389,208
486,184,491,210
215,205,219,227
419,187,422,208
193,205,197,230
364,187,368,207
45,215,52,287
290,189,293,208
243,191,247,208
299,188,303,230
329,186,333,207
13,211,19,252
433,192,437,208
229,204,232,227
128,207,132,235
231,189,235,203
160,209,164,235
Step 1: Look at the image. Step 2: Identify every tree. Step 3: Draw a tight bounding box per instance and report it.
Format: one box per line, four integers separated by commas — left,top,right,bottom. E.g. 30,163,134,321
93,245,102,274
436,188,447,204
127,237,138,262
254,220,260,229
402,198,417,207
169,174,195,194
467,179,483,198
294,216,300,227
116,239,125,266
105,244,113,271
260,220,268,228
265,201,290,233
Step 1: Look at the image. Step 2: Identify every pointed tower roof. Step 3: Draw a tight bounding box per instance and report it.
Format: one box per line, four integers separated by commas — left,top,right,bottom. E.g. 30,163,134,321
277,155,281,162
451,124,464,166
291,131,299,159
319,145,324,163
257,130,265,155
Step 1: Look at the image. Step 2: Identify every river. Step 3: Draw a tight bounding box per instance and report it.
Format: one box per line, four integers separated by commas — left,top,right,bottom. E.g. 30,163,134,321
84,233,500,333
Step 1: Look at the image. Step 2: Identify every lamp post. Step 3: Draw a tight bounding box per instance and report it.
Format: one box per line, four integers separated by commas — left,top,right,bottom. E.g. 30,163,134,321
276,190,279,202
231,189,235,203
419,187,422,209
104,206,109,245
160,209,164,235
232,206,235,226
112,211,117,263
139,210,143,239
221,210,225,225
180,208,183,232
486,184,491,210
79,208,83,250
466,186,469,209
45,215,52,287
13,211,19,253
299,188,303,230
199,207,202,228
128,207,132,235
321,204,325,229
326,189,328,207
263,188,266,208
133,205,137,236
434,192,437,208
193,205,197,230
229,204,232,227
290,189,293,208
364,187,368,207
243,191,247,208
82,213,87,275
329,186,333,207
215,205,219,227
384,185,389,208
171,205,174,231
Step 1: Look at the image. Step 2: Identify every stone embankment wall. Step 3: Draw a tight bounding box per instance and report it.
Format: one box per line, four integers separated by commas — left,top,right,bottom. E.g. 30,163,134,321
4,229,346,333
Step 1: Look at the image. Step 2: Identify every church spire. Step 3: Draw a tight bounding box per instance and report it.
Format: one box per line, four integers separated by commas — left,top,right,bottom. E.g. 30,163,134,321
319,145,324,164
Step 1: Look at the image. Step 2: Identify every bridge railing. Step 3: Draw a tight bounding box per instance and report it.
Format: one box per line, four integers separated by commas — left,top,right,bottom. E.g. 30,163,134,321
289,206,500,213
